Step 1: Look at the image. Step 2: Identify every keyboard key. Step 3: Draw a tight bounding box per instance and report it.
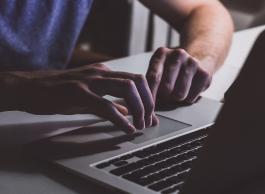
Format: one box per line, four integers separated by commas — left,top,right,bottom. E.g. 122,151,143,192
180,161,192,170
178,171,188,180
146,173,164,181
133,150,152,158
181,143,195,151
120,154,134,160
110,162,144,176
157,128,209,149
148,154,167,162
154,161,166,169
192,149,199,155
166,157,183,165
160,151,178,158
131,169,150,177
134,177,154,186
186,150,196,156
159,169,177,177
155,161,173,169
136,158,153,166
170,147,184,154
162,187,180,194
113,160,128,167
108,158,121,164
173,183,183,190
122,174,136,181
166,176,182,184
191,140,203,147
170,165,185,173
143,165,162,173
158,142,177,149
148,180,174,191
144,146,166,154
96,162,110,169
176,153,192,161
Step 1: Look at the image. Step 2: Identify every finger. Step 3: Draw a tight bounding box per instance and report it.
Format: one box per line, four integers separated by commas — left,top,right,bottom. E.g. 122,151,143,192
89,77,146,130
78,90,136,134
184,68,211,104
172,57,198,101
157,49,187,101
102,71,154,127
146,47,168,103
152,112,159,126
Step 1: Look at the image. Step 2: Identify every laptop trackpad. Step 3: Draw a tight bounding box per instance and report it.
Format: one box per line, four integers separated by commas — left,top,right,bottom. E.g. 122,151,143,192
105,115,191,144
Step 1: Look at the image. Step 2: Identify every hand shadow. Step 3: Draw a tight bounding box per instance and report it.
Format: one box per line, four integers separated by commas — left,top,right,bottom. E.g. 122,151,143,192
24,124,143,161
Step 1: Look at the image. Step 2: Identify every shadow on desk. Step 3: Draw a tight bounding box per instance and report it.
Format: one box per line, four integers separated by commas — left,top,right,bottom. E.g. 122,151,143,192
0,118,116,194
0,119,103,144
24,125,143,161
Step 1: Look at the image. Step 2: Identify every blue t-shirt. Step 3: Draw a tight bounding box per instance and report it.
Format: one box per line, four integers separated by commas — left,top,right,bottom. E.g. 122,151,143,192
0,0,93,72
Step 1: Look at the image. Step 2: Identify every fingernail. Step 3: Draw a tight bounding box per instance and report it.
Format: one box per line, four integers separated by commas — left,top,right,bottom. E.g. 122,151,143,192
127,123,136,134
152,114,159,125
139,119,145,130
146,116,152,127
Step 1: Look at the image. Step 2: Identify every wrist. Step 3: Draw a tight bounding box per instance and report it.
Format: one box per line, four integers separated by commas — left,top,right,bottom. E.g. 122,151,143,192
199,56,216,76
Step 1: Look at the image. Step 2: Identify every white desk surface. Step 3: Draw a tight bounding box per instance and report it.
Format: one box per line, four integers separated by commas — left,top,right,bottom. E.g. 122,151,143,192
1,25,265,194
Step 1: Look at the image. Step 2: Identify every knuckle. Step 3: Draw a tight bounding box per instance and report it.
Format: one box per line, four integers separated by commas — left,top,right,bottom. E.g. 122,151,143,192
147,72,161,84
199,68,211,81
196,69,212,90
183,68,195,76
170,49,187,63
175,49,187,57
88,63,110,74
187,57,199,67
185,58,198,72
89,67,102,74
94,63,106,69
151,47,168,64
160,83,173,95
123,79,136,89
156,47,168,55
134,74,146,83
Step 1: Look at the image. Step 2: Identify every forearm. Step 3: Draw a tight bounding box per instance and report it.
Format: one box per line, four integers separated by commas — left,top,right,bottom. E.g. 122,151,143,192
178,2,233,74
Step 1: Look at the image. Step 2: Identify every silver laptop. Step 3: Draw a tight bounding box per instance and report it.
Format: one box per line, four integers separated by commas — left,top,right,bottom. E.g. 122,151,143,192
24,31,265,194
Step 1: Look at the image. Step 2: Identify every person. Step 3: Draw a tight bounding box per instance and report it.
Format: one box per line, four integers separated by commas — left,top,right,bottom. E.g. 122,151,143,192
0,0,233,134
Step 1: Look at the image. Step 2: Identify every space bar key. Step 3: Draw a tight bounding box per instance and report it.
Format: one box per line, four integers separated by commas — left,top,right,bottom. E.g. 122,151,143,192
110,162,143,176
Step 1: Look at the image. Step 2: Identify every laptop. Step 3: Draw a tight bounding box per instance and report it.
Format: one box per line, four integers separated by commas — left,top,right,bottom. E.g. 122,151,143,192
23,30,265,194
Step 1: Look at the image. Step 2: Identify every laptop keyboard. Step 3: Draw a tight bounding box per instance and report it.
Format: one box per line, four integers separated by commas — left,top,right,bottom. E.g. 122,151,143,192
95,127,211,194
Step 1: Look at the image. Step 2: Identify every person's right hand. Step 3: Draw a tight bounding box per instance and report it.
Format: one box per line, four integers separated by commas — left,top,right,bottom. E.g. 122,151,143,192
12,63,159,134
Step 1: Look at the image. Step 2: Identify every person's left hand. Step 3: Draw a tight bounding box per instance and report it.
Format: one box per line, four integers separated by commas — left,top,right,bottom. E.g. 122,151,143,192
146,47,212,105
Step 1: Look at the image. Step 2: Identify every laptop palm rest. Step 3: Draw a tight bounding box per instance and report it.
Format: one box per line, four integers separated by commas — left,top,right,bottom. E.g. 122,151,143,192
105,116,190,144
25,115,190,161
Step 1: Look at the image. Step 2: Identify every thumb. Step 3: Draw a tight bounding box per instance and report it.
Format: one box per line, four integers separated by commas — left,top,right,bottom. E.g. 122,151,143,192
112,102,128,116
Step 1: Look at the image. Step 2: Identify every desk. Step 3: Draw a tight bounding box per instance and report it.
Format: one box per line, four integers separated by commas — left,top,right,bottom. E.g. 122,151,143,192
1,25,265,194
